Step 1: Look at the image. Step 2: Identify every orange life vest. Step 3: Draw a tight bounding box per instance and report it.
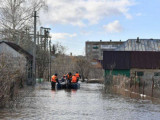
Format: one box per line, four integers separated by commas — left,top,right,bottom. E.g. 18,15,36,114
51,75,57,82
71,76,77,83
67,74,72,79
75,73,80,78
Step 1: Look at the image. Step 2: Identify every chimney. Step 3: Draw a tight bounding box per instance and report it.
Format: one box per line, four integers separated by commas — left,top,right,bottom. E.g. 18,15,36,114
136,37,140,43
70,52,72,56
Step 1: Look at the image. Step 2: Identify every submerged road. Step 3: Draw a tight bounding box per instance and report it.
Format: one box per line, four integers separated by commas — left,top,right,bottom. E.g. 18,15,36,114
0,82,160,120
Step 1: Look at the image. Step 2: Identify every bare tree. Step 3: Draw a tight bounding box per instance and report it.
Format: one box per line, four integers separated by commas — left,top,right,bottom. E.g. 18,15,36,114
52,42,67,56
51,54,75,77
36,46,49,79
75,56,91,82
50,43,76,78
0,0,46,42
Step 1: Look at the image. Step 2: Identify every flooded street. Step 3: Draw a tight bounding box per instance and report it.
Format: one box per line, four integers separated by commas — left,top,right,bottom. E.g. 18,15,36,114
0,82,160,120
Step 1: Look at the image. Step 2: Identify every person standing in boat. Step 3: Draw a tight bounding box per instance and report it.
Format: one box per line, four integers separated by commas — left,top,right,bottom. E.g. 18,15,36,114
75,72,81,82
51,73,60,90
71,75,80,89
71,75,78,83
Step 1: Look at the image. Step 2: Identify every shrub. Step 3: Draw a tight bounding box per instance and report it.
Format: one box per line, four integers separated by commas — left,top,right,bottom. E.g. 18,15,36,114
0,53,25,108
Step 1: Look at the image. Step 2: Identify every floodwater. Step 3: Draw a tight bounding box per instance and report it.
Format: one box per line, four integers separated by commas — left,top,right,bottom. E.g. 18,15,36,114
0,82,160,120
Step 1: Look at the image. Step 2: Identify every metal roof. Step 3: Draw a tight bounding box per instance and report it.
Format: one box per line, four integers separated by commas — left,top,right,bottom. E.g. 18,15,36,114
103,51,160,70
115,39,160,51
0,41,33,59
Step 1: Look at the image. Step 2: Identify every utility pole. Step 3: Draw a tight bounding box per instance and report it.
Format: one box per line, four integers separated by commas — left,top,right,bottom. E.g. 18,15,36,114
49,39,52,81
33,11,38,85
38,27,51,81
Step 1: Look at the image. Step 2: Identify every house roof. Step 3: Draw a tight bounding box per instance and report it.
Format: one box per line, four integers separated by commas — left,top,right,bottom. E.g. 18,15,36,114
103,51,160,70
0,41,33,59
116,39,160,51
130,51,160,69
103,51,130,70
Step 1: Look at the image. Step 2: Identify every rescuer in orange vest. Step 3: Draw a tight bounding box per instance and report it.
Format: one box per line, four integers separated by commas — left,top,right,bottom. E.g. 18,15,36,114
75,72,81,82
51,73,59,89
71,75,77,83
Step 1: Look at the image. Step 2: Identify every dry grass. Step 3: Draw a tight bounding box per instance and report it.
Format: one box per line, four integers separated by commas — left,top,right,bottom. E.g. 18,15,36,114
0,53,26,108
105,74,160,99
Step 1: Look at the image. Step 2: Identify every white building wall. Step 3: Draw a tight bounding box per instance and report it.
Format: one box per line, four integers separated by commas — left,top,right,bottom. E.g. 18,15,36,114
131,69,160,80
0,43,22,57
0,42,27,66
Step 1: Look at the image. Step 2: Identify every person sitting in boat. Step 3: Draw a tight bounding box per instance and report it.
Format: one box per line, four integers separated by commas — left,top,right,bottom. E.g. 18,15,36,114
51,73,60,90
75,72,81,82
61,74,66,82
60,74,67,89
66,72,72,84
71,75,78,83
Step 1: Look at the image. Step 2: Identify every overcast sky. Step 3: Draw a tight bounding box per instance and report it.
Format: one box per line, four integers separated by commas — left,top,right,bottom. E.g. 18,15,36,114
39,0,160,55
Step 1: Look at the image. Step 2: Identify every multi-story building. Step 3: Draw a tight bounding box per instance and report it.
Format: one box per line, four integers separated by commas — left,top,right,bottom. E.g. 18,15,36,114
85,40,124,60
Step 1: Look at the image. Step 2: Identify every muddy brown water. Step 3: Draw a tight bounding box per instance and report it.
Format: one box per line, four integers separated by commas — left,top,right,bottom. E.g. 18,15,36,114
0,82,160,120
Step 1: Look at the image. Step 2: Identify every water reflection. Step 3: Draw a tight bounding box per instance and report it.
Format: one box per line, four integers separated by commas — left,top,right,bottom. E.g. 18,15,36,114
71,89,77,94
0,82,160,120
51,90,56,99
104,85,160,104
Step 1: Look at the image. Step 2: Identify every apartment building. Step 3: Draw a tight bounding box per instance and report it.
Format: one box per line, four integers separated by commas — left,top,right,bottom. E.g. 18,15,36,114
85,40,124,60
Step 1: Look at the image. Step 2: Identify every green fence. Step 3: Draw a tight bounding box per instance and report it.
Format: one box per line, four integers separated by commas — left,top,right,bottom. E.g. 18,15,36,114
105,69,130,77
36,78,44,83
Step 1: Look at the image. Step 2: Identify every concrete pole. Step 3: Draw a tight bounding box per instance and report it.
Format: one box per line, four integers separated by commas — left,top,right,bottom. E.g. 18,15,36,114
49,39,52,81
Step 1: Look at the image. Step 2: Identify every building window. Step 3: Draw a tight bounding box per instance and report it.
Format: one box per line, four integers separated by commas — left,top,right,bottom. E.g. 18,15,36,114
136,71,144,76
101,45,112,49
92,49,98,51
93,45,99,49
154,72,160,76
91,62,98,65
112,44,118,47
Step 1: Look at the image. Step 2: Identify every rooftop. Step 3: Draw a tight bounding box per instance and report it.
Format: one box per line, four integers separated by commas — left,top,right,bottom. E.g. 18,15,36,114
116,39,160,51
103,51,160,70
0,41,33,59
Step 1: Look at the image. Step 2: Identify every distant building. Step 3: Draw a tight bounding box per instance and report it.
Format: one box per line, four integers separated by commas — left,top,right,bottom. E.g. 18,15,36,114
85,40,124,60
116,38,160,51
0,41,33,85
90,59,103,69
103,51,160,79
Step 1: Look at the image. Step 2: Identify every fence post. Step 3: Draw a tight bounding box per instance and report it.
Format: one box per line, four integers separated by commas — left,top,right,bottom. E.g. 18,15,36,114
143,81,145,95
130,77,132,88
135,76,137,89
152,77,154,97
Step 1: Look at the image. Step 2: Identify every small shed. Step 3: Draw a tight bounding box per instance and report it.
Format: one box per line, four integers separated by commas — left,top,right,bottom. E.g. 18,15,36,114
0,41,33,84
103,51,160,79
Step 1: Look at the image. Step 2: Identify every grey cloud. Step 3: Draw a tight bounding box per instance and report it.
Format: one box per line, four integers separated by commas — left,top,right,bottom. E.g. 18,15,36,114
40,0,134,26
